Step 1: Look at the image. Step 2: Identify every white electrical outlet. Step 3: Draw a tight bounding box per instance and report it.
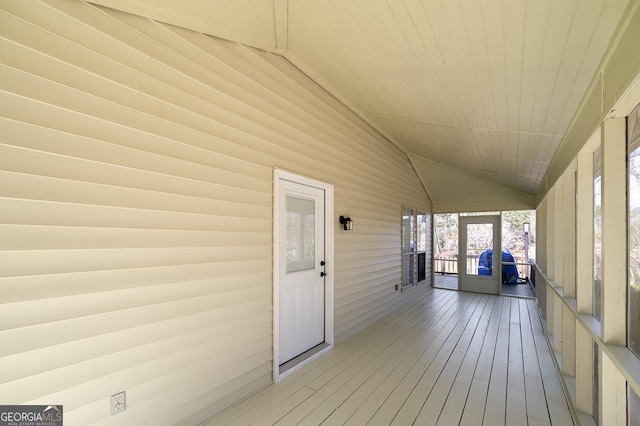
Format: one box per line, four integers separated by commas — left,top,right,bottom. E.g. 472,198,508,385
111,391,126,415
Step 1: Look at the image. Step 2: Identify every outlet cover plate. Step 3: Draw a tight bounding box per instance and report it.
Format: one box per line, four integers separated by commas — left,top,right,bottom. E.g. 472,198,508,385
111,391,126,415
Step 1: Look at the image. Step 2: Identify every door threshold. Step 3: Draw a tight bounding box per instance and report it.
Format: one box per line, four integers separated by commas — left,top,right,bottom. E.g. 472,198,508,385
279,342,331,376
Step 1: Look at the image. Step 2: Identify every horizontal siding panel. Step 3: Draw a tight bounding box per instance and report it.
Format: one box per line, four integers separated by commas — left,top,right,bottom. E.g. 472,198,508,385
0,1,431,423
0,98,273,178
336,185,423,208
0,156,269,210
335,285,396,316
335,260,399,280
335,270,401,296
1,271,269,330
0,117,269,186
0,130,272,201
1,198,271,232
0,261,271,302
0,225,270,250
336,270,401,289
0,66,286,170
0,246,269,278
335,295,406,342
0,171,271,218
335,190,410,212
333,233,401,246
334,251,401,266
2,313,271,389
1,285,270,356
0,101,273,183
336,275,400,298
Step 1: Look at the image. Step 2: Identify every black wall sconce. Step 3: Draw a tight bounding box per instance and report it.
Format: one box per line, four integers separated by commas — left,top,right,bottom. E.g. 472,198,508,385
339,215,354,231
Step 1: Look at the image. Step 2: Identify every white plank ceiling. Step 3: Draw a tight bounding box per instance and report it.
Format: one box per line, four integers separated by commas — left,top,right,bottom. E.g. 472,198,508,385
89,0,631,195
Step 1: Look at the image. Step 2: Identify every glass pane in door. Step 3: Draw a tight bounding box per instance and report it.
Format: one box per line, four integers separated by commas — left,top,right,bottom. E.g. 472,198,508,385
467,223,494,276
286,196,315,273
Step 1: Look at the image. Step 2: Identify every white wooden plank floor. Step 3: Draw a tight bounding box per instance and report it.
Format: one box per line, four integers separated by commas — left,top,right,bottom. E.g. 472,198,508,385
204,287,574,426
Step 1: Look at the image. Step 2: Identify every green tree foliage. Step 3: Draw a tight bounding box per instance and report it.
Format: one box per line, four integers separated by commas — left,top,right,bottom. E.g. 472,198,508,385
502,210,535,258
434,213,458,256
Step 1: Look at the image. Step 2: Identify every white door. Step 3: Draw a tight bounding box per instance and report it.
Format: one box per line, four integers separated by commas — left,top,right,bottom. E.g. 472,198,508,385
277,179,326,365
459,215,501,294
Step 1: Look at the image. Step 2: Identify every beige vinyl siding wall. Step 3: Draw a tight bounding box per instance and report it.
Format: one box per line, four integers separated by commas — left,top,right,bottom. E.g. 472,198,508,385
0,1,430,424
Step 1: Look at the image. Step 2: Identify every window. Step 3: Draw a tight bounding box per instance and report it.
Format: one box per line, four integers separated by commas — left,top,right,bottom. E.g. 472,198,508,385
403,207,430,288
402,206,416,288
594,145,602,321
285,196,316,273
416,211,429,283
628,102,640,358
466,223,494,276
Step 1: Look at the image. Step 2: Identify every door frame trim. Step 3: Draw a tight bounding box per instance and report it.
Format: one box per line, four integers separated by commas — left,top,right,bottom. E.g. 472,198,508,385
273,169,334,382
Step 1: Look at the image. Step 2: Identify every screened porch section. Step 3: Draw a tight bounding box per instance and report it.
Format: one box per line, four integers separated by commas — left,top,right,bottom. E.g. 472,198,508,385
433,212,536,297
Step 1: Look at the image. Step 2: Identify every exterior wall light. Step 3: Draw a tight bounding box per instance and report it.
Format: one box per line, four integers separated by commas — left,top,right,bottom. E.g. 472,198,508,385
523,222,530,234
339,215,354,231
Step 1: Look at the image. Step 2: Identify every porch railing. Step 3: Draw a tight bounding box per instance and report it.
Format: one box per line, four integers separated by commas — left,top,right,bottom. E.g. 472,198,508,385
435,255,532,279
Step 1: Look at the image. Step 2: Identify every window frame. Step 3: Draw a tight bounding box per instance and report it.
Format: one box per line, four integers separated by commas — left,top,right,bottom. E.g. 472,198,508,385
402,206,430,289
627,102,640,360
401,206,416,289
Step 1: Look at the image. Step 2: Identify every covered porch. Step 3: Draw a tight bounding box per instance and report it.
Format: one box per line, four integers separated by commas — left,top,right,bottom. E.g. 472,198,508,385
207,287,572,425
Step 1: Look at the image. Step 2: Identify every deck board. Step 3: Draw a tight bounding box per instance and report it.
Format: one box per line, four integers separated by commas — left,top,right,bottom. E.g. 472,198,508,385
411,295,493,426
343,291,478,425
372,293,484,425
435,296,500,425
521,299,552,425
204,288,574,426
482,297,511,425
506,298,527,426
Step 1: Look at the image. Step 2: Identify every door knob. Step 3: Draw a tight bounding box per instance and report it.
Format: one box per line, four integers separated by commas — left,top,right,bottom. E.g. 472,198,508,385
320,272,327,277
320,261,325,266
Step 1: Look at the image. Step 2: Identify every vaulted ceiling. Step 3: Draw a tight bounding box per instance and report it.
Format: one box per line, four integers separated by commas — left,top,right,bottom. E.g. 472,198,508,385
89,0,632,198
